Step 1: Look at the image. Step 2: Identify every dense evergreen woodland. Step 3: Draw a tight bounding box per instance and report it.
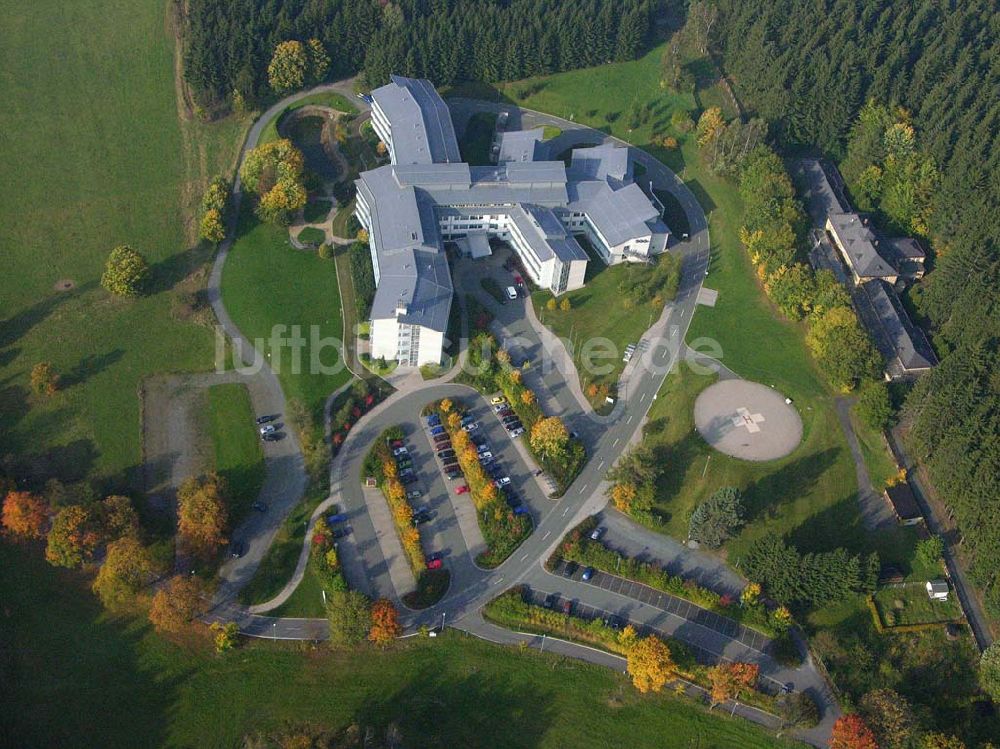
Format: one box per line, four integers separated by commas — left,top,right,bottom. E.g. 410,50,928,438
711,0,1000,616
183,0,654,108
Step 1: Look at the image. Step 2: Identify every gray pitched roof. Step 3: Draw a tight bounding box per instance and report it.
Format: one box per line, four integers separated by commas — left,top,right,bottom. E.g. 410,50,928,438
569,180,661,247
498,128,547,163
797,158,845,223
829,212,898,278
568,144,633,184
510,204,588,263
864,280,937,372
371,75,462,165
369,245,453,332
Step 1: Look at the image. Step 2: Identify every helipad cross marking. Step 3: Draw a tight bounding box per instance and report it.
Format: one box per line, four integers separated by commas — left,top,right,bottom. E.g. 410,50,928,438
732,406,766,434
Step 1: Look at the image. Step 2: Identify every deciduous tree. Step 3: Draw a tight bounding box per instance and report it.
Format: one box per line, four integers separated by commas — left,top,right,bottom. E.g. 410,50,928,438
211,621,240,653
610,482,638,514
199,208,225,243
857,381,893,430
101,494,139,540
177,474,228,560
267,40,308,92
708,661,759,705
2,491,49,540
859,688,918,749
30,362,60,396
980,643,1000,701
777,691,820,729
529,416,569,459
92,535,156,609
101,245,150,297
829,714,878,749
327,589,371,646
369,598,402,645
149,575,205,634
627,635,676,693
45,504,101,568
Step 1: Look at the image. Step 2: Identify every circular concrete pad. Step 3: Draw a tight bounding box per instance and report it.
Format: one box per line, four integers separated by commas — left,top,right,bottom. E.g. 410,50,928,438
694,380,802,461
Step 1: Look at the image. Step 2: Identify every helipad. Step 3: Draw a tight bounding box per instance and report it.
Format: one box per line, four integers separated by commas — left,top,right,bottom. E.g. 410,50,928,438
693,380,803,461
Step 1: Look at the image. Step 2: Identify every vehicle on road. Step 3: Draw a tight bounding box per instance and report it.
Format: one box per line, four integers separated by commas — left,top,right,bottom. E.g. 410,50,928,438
490,396,506,405
326,512,348,524
581,567,594,581
455,485,469,495
255,414,278,425
252,501,267,513
563,561,578,578
590,527,605,541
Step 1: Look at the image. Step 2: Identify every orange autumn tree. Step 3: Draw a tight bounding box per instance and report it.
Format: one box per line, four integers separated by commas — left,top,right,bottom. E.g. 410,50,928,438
610,482,638,513
45,504,101,568
830,715,878,749
627,635,676,693
177,474,228,560
708,661,760,706
2,491,49,540
149,575,205,634
369,598,402,645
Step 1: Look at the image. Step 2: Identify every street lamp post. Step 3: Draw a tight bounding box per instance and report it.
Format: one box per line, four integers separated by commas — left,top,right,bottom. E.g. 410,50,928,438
272,622,277,642
540,633,546,652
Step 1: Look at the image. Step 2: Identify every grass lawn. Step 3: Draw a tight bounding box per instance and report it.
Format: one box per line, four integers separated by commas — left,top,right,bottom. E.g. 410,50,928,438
221,204,349,424
206,383,265,525
296,226,326,246
1,541,799,749
542,124,562,140
268,558,327,617
873,583,963,626
459,111,496,165
259,91,357,145
0,0,249,487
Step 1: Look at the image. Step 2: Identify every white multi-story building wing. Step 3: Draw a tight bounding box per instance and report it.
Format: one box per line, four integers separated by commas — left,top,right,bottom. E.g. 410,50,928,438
356,75,671,367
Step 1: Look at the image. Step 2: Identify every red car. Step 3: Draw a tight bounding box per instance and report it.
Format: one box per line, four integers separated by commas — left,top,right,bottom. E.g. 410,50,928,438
455,485,469,495
426,556,443,570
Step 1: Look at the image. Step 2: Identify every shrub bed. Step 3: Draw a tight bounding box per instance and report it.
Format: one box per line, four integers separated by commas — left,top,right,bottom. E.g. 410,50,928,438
329,379,385,454
553,518,792,640
364,426,425,576
403,568,451,610
429,398,531,567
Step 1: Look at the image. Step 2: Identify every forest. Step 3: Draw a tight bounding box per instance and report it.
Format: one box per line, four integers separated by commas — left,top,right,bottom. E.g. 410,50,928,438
183,0,656,110
710,0,1000,619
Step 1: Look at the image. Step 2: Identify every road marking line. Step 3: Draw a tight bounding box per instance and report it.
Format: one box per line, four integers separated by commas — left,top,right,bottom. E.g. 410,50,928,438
597,460,604,470
520,553,529,561
562,507,570,516
626,415,633,424
542,531,551,541
640,392,647,403
612,437,619,446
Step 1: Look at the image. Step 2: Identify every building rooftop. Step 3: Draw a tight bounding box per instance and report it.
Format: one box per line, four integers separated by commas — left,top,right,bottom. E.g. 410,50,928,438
371,75,462,165
568,144,633,185
498,128,547,163
864,280,938,373
569,180,661,248
828,212,898,279
510,204,588,264
370,245,453,333
883,236,926,261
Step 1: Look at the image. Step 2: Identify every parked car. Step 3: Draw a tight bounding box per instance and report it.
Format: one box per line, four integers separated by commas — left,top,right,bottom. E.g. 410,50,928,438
590,526,605,541
412,505,430,516
581,567,594,581
427,414,441,426
252,501,267,513
478,451,493,461
326,512,348,524
433,433,451,444
504,418,522,429
434,442,453,453
400,472,418,485
455,485,469,495
438,450,456,461
413,511,432,525
509,427,525,438
471,434,487,446
563,561,578,578
263,432,282,442
429,425,445,436
406,490,423,501
331,527,350,540
514,505,530,516
462,422,478,431
490,396,506,405
445,470,462,480
505,492,522,508
255,414,278,425
460,414,475,425
390,439,404,449
505,286,518,301
426,555,443,570
494,476,511,487
561,599,572,615
393,446,408,457
543,593,558,609
477,443,490,453
603,614,625,631
493,403,508,414
396,458,413,470
259,424,276,436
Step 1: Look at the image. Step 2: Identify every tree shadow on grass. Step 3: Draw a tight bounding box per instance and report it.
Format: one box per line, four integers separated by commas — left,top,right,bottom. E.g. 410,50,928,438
356,657,558,748
652,430,706,526
61,349,125,388
0,543,181,749
0,283,90,349
785,493,869,555
146,243,214,296
742,447,842,526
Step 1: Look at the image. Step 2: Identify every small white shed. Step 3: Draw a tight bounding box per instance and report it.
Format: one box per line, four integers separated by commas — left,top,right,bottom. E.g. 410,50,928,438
926,580,949,601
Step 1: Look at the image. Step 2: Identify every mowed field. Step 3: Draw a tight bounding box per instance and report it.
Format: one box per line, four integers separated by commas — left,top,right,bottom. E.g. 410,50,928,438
0,0,246,488
0,541,798,749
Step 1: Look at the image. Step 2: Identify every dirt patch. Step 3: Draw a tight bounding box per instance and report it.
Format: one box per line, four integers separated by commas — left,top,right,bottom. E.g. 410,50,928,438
53,279,75,292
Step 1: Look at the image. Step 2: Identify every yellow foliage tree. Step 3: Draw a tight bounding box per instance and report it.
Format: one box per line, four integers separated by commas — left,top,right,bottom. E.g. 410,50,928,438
439,398,453,413
529,416,569,459
177,474,228,561
610,482,638,514
627,635,676,693
521,390,535,405
696,106,726,147
267,40,308,92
